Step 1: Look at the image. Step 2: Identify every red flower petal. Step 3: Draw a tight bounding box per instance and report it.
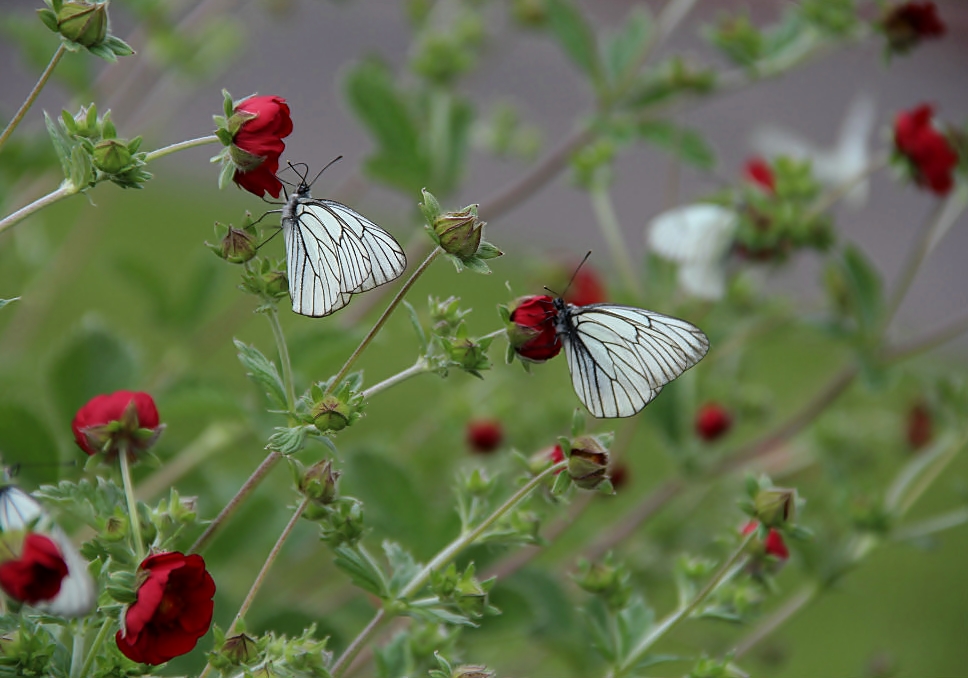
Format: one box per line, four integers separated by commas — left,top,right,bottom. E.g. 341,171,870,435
509,295,562,362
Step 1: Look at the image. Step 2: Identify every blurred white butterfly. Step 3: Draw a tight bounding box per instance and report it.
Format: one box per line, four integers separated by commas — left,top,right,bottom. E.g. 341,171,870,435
647,204,739,300
280,163,407,317
552,295,709,418
750,94,876,209
0,484,96,617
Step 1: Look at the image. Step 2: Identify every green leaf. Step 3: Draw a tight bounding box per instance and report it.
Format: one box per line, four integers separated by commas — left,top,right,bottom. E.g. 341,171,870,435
69,142,93,188
44,111,73,179
402,300,429,353
546,0,602,82
333,544,389,598
103,35,135,57
266,426,309,455
48,325,139,423
384,541,421,597
375,631,414,678
604,5,652,85
840,244,883,334
234,339,287,408
0,404,62,486
635,120,716,169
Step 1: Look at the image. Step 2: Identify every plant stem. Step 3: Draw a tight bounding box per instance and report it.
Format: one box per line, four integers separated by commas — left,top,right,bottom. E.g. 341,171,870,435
76,617,113,678
361,359,432,400
119,449,146,563
327,248,442,394
69,623,85,678
266,305,298,415
0,44,66,154
590,182,639,295
143,134,219,162
611,532,755,677
0,183,77,237
188,450,281,555
330,461,566,678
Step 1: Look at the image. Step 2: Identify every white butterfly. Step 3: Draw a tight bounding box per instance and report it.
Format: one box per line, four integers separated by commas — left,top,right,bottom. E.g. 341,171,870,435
0,484,96,617
281,176,407,317
553,297,709,418
647,204,739,300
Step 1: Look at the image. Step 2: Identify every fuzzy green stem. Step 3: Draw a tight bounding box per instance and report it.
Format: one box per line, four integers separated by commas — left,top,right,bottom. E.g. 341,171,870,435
611,532,755,677
76,617,113,678
119,448,146,562
266,305,298,415
327,248,441,394
69,623,85,678
361,359,432,400
590,182,639,295
0,44,66,154
143,134,219,162
0,183,77,237
330,461,566,678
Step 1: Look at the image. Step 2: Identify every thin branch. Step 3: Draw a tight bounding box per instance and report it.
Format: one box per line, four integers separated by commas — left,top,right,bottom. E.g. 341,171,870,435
0,44,67,153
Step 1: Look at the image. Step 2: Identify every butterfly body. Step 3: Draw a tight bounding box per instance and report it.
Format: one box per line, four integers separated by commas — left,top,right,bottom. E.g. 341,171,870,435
552,298,709,418
282,181,406,317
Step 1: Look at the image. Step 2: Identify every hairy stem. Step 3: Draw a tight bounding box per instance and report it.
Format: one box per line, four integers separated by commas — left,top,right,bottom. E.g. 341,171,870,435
118,449,146,563
361,359,432,400
77,617,113,678
0,183,77,237
143,134,219,162
0,44,66,154
266,305,298,415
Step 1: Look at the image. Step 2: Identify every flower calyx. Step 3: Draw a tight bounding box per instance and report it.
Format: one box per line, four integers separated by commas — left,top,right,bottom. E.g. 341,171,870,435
557,434,613,493
240,257,290,302
207,212,260,264
420,189,502,274
293,458,341,506
308,378,365,433
38,1,134,60
573,553,632,611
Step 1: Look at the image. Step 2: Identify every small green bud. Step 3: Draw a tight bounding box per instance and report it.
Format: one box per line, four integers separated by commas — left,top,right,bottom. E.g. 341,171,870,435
434,205,484,259
566,436,610,491
57,2,108,48
102,514,128,542
263,269,289,298
299,459,341,505
92,138,132,174
753,487,797,528
445,336,490,375
212,224,257,264
0,630,22,656
573,555,632,610
221,633,258,665
312,395,353,432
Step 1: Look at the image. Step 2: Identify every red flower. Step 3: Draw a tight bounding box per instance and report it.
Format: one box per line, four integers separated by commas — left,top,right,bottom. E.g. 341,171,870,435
508,295,562,362
231,95,293,199
743,157,776,194
116,552,215,666
906,401,932,451
695,403,732,442
609,462,629,491
742,521,789,560
894,104,958,195
71,391,162,458
549,445,566,465
881,2,945,54
0,534,69,604
564,265,607,306
466,420,504,454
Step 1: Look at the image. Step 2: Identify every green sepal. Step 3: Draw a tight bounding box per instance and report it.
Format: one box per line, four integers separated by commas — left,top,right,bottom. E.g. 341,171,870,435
37,8,59,32
551,468,572,495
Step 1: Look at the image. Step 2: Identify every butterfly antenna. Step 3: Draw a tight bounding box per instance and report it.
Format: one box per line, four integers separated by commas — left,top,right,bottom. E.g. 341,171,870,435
285,162,310,184
309,155,344,188
561,251,593,298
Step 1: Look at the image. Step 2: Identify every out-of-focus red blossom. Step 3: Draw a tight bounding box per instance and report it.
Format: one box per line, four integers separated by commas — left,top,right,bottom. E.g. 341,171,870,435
508,295,562,362
116,552,215,666
0,534,69,604
695,403,732,442
609,462,629,491
71,390,162,457
906,401,933,451
550,444,566,472
466,420,504,454
881,2,945,53
743,157,776,194
894,104,958,195
742,521,789,560
563,265,607,306
231,95,293,199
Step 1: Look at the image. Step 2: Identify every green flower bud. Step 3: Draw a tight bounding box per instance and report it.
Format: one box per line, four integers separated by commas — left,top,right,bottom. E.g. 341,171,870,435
92,138,132,174
102,515,128,542
298,459,341,505
434,205,484,259
753,487,797,528
445,337,490,374
219,226,257,264
573,555,632,610
312,395,353,432
221,633,258,665
567,436,610,491
56,2,108,48
263,269,288,298
0,631,22,656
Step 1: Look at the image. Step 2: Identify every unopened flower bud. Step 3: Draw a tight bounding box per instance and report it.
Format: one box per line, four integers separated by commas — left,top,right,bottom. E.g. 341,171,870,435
102,515,127,541
508,295,562,362
753,487,797,528
221,633,258,665
299,459,340,504
312,395,352,432
263,270,288,297
220,226,257,264
92,138,132,174
574,555,631,610
435,206,484,259
56,2,108,47
567,436,610,490
695,403,732,442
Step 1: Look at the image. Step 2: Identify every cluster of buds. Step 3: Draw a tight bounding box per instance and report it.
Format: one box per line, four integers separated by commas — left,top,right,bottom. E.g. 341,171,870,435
293,459,341,507
420,190,502,274
239,257,289,302
207,212,260,264
37,0,134,60
573,553,632,610
430,563,497,620
553,434,613,493
307,378,365,433
422,297,495,380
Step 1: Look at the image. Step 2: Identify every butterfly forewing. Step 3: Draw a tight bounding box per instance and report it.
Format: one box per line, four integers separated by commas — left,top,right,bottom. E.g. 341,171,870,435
320,200,407,293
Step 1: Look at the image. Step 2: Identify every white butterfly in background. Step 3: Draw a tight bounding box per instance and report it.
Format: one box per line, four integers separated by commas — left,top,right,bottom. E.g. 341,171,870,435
552,295,709,418
750,93,877,209
280,164,407,317
0,484,96,617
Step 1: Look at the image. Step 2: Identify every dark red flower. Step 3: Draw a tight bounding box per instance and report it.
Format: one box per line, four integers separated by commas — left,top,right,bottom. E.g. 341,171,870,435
894,104,959,195
906,401,933,451
0,534,69,604
508,295,561,362
609,462,629,491
743,157,776,194
71,391,162,458
881,2,945,54
466,420,504,454
695,403,732,442
742,521,789,560
231,95,293,199
116,552,215,666
563,265,607,306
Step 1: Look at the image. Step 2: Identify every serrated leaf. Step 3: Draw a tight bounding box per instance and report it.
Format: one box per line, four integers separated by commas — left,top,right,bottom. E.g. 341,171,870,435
375,631,414,678
44,111,73,178
384,541,421,597
616,596,655,659
405,604,476,626
234,339,287,408
69,143,92,188
636,120,716,169
547,0,601,81
266,425,308,455
461,256,492,275
333,544,389,598
604,6,653,84
402,300,428,353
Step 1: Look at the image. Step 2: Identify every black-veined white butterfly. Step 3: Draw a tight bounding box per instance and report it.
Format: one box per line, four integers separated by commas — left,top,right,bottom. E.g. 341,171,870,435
0,484,96,617
552,296,709,418
280,162,407,317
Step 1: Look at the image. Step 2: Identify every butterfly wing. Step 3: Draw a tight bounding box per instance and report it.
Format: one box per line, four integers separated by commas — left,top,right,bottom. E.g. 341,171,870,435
561,304,709,418
320,200,407,293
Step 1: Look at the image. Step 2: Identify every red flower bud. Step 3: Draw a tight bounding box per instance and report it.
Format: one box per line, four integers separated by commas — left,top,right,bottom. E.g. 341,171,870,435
906,401,933,451
230,95,293,199
695,403,732,442
743,157,776,194
508,295,562,362
881,2,945,54
466,420,503,454
71,390,162,458
116,552,216,665
0,534,69,605
549,445,566,466
742,521,789,560
893,104,958,195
